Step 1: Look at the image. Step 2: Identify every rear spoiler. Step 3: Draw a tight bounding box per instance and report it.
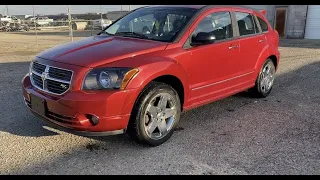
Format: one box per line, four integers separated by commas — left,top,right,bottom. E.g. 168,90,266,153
259,10,267,16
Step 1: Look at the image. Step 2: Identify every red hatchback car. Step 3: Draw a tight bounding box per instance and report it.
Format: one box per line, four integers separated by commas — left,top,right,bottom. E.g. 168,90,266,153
22,5,280,146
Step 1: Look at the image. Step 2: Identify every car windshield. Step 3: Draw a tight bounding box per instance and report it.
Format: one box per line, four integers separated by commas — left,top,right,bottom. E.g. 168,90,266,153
102,6,198,42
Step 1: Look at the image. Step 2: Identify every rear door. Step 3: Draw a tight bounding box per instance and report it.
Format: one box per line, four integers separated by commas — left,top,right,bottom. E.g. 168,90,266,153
232,9,267,78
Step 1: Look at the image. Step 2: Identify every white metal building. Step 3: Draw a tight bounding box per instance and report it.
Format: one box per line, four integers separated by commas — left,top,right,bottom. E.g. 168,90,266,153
304,5,320,39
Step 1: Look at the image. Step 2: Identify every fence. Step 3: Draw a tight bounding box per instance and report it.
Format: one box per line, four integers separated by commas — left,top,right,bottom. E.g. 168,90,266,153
0,5,141,50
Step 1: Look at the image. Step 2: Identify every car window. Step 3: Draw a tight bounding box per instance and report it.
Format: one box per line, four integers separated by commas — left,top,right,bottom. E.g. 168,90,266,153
235,12,257,36
192,11,233,41
104,7,197,42
128,14,155,35
257,16,268,32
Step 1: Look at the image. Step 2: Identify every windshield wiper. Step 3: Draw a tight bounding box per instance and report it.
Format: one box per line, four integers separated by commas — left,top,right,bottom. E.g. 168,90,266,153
115,32,149,39
98,31,114,36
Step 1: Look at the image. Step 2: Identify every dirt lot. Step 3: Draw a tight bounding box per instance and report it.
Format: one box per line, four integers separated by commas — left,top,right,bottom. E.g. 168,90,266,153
0,32,319,175
0,31,99,62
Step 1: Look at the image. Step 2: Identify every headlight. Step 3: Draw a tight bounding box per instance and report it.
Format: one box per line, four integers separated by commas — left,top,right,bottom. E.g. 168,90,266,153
82,68,139,90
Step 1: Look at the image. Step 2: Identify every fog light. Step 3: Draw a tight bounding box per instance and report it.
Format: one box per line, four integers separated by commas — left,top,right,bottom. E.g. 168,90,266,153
86,114,99,126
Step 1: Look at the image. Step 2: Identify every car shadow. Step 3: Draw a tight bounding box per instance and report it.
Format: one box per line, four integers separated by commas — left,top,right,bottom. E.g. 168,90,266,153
0,61,59,137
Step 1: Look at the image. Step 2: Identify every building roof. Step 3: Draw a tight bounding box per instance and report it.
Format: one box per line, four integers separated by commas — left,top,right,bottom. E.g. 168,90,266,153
105,11,129,21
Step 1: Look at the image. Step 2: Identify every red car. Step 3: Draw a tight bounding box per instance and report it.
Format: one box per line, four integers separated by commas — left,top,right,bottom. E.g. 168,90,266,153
22,5,280,146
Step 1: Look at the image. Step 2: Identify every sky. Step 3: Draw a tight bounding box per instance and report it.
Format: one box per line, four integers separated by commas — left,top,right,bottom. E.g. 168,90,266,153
0,5,147,15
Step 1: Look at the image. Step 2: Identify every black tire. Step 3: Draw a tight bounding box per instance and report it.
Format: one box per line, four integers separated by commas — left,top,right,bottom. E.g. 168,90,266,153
127,81,181,146
250,58,276,98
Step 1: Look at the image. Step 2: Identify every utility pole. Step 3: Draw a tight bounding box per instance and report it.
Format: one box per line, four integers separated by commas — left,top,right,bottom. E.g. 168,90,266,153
32,5,38,47
6,5,9,16
121,5,123,11
129,5,131,11
68,5,73,41
100,5,103,30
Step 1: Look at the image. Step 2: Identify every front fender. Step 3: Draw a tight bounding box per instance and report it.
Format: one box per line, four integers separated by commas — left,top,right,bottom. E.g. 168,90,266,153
126,57,189,99
105,56,189,116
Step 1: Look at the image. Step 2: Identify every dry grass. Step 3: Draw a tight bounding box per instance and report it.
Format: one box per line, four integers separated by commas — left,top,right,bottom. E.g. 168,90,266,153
0,31,91,62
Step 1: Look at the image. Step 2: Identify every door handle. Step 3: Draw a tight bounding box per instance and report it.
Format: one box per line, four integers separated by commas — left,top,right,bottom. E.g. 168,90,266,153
258,39,265,43
228,45,239,50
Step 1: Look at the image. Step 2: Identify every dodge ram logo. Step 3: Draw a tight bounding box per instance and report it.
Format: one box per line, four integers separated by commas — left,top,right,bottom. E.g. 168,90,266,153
41,68,49,81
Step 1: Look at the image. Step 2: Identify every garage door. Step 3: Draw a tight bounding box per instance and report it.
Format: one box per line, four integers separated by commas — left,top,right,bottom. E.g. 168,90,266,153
305,5,320,39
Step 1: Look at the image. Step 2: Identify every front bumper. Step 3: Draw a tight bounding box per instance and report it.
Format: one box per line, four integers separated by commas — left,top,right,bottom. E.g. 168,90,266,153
22,74,139,135
30,110,125,136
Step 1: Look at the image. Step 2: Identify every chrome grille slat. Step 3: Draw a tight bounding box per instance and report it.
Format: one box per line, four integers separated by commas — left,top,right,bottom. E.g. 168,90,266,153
32,74,44,89
49,67,72,81
30,62,73,95
32,62,46,74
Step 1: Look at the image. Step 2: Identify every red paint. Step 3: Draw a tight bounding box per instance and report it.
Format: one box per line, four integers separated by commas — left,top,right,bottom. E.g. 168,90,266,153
260,10,267,16
22,6,280,133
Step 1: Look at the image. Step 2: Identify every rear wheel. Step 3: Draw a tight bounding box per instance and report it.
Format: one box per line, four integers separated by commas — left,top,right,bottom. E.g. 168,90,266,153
250,59,276,98
127,82,181,146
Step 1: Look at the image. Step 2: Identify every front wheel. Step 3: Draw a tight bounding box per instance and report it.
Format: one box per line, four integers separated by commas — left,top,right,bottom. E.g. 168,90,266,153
127,82,181,146
250,59,276,98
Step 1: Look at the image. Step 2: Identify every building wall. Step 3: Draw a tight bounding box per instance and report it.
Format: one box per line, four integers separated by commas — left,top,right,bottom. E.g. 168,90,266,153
285,5,308,39
246,5,308,39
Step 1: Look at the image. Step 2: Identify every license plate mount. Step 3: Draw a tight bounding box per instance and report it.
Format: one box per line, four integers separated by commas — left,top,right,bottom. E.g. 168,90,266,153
30,94,46,116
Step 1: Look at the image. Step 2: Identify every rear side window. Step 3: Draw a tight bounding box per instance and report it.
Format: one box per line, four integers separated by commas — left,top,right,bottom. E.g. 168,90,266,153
257,17,268,32
235,12,257,36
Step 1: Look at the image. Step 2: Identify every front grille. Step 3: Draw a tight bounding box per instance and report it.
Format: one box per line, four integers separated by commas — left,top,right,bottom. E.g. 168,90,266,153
47,79,70,94
46,111,75,125
49,66,72,81
32,62,46,74
32,73,44,89
30,62,73,95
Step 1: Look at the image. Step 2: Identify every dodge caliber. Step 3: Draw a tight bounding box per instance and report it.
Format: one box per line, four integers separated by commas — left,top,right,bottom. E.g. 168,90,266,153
22,5,280,146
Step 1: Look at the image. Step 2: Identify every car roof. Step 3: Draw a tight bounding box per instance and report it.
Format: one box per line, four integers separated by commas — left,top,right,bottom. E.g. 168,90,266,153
144,5,206,9
142,5,263,15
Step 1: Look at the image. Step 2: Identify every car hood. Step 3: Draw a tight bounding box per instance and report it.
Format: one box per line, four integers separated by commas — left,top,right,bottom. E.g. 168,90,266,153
36,35,168,67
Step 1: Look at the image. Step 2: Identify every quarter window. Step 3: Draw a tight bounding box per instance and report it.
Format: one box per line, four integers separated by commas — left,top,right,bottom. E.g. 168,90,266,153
235,12,257,36
192,11,233,41
257,17,268,32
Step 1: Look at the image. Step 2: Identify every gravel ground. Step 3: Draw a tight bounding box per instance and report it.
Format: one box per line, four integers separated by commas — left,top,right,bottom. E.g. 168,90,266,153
0,33,319,175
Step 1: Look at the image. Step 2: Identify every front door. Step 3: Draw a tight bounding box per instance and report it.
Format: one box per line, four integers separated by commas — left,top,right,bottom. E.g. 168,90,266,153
185,10,241,102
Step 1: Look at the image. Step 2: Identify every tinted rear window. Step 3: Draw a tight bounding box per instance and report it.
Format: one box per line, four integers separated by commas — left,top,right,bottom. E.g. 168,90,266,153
257,17,268,32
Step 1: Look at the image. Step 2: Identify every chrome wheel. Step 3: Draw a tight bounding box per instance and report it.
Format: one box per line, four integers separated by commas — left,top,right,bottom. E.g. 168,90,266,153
260,61,275,93
143,92,178,140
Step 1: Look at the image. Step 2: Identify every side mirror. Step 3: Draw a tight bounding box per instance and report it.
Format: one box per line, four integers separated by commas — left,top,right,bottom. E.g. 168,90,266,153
191,32,216,46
